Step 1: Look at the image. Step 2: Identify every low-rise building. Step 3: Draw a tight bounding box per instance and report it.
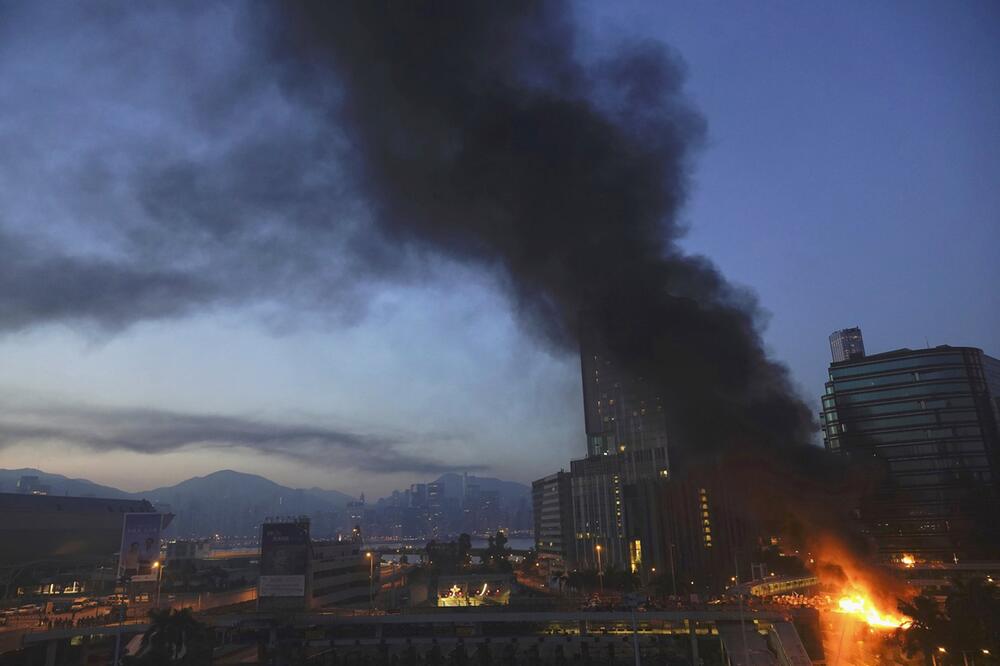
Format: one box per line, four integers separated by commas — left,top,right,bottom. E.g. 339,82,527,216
308,541,376,609
532,471,574,576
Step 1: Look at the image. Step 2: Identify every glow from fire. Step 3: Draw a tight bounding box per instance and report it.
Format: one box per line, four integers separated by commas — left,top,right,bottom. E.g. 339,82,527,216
836,593,910,629
900,554,916,567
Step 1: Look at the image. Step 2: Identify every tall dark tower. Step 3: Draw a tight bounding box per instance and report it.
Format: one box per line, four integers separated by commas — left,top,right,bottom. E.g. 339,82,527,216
579,346,670,457
829,327,866,362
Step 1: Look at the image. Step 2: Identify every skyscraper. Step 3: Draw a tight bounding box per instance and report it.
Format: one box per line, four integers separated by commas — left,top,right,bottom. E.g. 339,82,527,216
571,344,671,569
829,327,866,362
821,345,1000,561
580,347,670,457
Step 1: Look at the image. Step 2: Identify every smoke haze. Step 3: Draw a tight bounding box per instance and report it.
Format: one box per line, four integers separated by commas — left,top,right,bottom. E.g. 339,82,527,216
0,1,817,473
262,1,816,457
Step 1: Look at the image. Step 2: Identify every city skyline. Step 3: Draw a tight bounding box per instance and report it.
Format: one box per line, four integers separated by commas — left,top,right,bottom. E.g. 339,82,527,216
1,2,997,496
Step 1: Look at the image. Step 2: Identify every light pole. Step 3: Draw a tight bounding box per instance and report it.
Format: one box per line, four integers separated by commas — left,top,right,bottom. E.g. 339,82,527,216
595,544,604,594
152,561,166,609
668,543,677,597
366,552,375,610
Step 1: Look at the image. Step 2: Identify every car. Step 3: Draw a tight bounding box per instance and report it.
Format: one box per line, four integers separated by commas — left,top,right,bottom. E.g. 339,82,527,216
17,604,41,614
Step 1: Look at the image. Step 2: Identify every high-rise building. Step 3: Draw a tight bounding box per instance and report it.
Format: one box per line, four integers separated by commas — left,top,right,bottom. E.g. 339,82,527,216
821,345,1000,561
580,347,670,459
570,449,669,570
570,343,672,570
531,471,573,571
829,327,866,362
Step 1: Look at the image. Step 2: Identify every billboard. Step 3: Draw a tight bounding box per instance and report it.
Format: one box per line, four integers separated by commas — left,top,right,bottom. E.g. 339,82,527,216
118,513,163,582
259,522,309,598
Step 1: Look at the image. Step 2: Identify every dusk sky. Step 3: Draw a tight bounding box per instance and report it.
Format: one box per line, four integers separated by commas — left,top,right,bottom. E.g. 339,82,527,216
0,1,997,496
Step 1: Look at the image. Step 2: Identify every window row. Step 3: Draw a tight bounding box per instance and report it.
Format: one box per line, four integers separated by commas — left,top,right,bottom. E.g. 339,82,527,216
877,440,986,458
832,381,972,405
829,354,962,379
825,396,974,419
832,367,968,392
846,410,979,432
841,425,982,445
894,470,991,487
888,456,990,473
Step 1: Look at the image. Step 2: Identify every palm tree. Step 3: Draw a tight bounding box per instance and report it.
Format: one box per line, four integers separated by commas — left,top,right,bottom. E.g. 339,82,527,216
944,577,1000,661
897,595,947,666
131,608,211,665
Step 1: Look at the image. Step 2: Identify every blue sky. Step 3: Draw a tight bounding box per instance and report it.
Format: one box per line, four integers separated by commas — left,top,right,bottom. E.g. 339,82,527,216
0,2,996,495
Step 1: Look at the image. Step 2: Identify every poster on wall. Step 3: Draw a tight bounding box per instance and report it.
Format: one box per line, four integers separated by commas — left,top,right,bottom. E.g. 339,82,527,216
118,513,163,582
259,521,309,597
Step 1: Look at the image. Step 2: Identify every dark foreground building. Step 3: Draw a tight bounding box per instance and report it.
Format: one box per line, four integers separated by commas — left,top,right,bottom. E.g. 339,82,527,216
821,345,1000,561
0,493,163,566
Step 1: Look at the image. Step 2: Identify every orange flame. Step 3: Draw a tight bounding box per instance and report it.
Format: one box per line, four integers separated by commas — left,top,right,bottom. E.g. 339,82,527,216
835,592,910,630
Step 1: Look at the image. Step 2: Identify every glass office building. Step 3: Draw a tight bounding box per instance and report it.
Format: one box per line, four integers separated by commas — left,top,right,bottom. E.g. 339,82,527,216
821,346,1000,561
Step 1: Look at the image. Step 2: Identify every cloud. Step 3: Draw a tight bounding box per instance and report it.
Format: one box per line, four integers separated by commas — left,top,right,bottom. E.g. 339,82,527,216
0,403,478,476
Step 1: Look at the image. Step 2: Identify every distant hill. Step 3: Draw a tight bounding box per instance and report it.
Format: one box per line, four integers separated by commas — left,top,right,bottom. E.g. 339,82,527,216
0,468,353,538
0,468,131,498
137,470,353,538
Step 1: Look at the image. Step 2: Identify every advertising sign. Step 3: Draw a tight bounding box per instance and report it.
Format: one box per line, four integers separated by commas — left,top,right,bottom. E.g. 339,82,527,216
259,522,309,598
118,513,163,581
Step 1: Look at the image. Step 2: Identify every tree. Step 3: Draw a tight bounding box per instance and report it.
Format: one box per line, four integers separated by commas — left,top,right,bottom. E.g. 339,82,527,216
897,577,1000,664
457,534,473,567
943,577,1000,660
897,595,946,666
127,608,212,665
484,531,511,571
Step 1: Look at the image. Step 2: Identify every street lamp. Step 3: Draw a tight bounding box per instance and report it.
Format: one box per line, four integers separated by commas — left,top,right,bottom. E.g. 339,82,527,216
152,561,165,609
366,552,375,610
595,544,604,594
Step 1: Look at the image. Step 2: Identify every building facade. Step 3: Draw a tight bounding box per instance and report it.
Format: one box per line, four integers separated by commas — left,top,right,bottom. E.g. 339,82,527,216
0,493,165,566
580,347,671,459
821,345,1000,561
309,540,375,609
829,327,866,363
531,471,574,571
570,440,670,571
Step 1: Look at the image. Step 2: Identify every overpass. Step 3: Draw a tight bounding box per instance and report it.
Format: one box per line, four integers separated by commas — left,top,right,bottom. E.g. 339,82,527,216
12,608,817,665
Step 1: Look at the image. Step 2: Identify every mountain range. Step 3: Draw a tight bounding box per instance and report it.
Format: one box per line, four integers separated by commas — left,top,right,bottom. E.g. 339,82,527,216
0,467,355,538
0,468,530,538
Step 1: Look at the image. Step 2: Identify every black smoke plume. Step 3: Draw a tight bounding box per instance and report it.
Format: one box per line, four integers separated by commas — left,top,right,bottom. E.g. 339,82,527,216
263,1,817,459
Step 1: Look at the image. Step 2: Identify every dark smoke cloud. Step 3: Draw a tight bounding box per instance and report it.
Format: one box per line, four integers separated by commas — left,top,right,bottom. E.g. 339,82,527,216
1,1,816,460
263,1,816,455
0,230,213,331
0,2,415,333
0,404,475,475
